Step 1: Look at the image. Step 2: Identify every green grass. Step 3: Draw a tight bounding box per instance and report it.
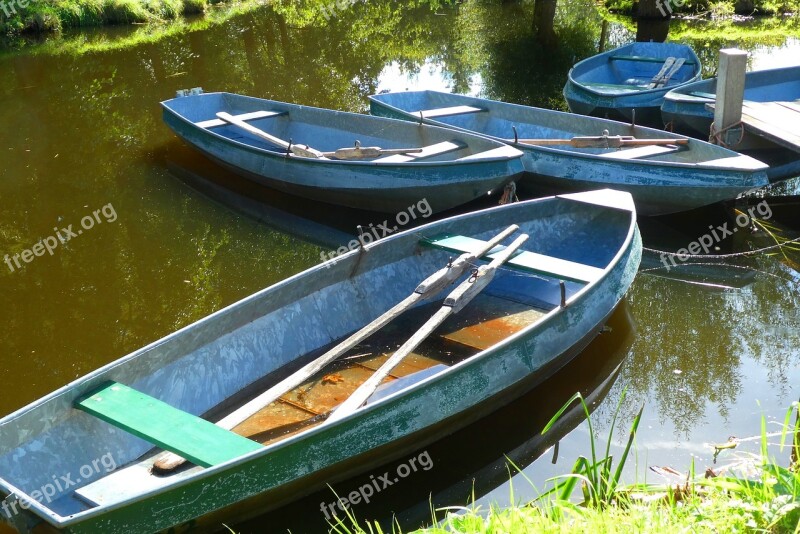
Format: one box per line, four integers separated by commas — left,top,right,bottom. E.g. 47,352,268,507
0,0,212,35
331,399,800,534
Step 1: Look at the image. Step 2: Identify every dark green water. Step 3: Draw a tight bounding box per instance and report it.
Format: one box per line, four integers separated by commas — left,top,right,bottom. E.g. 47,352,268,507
1,1,800,531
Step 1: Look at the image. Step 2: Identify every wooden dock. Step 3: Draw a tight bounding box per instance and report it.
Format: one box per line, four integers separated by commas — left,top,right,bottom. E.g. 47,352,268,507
708,100,800,154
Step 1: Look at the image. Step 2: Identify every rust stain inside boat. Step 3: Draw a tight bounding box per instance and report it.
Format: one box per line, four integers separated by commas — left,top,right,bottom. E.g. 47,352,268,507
230,292,548,447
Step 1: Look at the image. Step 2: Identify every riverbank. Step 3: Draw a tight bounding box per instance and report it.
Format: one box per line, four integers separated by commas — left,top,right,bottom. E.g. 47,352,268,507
334,399,800,534
0,0,229,35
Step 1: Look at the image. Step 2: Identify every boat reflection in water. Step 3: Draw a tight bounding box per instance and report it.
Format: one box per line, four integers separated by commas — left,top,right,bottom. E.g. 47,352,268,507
233,302,634,534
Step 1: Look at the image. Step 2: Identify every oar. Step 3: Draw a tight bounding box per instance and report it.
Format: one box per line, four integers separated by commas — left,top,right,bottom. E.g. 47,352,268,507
326,233,530,423
508,135,688,148
153,224,519,472
216,112,325,159
323,146,423,160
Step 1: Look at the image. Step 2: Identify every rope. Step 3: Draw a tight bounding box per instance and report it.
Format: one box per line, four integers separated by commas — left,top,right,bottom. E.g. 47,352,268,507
643,233,800,260
499,181,519,205
709,120,744,148
639,262,789,282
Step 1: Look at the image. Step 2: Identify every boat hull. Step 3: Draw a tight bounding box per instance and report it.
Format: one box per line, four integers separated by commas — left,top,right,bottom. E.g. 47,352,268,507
515,150,763,215
0,192,640,533
162,93,524,214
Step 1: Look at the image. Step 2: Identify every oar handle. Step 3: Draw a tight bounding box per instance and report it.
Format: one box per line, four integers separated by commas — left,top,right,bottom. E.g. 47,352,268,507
620,138,688,146
445,234,529,313
415,224,519,297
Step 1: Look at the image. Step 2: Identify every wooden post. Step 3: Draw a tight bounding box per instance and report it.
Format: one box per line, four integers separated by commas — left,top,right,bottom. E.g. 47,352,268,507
713,48,747,146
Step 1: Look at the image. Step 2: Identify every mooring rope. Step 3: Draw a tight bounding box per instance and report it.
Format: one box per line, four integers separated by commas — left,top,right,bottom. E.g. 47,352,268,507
642,233,800,261
709,119,745,148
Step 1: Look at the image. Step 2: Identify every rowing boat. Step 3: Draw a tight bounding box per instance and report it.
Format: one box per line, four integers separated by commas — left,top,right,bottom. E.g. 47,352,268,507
563,42,702,125
368,90,769,215
161,92,525,214
0,189,640,533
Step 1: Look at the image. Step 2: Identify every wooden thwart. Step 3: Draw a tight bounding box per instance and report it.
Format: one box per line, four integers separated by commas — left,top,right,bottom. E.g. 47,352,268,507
610,55,697,66
76,382,262,468
196,110,285,129
375,141,465,162
597,145,679,160
327,234,530,422
423,234,603,284
416,105,486,119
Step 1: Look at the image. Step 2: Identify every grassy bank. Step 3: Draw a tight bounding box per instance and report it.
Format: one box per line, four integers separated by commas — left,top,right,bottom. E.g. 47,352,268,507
0,0,215,35
333,396,800,534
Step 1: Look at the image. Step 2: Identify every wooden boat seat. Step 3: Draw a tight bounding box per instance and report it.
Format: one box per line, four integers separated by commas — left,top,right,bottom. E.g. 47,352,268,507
455,145,522,161
415,105,486,119
195,110,286,129
76,381,262,468
375,141,465,163
422,234,603,284
597,145,679,160
610,55,697,66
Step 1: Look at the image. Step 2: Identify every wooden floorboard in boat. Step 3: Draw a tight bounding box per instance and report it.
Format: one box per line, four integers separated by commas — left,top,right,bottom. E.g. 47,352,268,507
230,293,545,446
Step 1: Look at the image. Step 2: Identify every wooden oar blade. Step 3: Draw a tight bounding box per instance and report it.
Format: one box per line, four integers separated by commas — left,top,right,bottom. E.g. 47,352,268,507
444,234,529,313
325,147,424,160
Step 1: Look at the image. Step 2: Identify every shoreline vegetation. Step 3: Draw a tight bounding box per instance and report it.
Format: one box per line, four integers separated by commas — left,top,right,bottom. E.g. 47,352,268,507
334,396,800,534
0,0,798,39
0,0,212,35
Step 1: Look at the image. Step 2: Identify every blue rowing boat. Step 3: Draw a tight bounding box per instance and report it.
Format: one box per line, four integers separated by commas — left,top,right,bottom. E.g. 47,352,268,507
563,42,702,126
0,190,639,533
161,92,524,214
661,65,800,147
368,90,769,215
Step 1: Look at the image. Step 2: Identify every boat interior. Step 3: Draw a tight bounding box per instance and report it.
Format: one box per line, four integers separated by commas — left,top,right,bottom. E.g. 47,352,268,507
162,92,511,163
573,42,700,92
369,91,755,165
0,198,630,523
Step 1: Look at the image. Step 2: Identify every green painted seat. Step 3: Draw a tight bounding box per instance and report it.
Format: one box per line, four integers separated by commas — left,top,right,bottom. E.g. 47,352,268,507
422,234,604,284
76,381,262,468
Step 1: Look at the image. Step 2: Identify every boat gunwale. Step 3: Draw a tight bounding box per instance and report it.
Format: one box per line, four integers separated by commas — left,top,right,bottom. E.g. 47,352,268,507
160,92,524,167
0,191,638,529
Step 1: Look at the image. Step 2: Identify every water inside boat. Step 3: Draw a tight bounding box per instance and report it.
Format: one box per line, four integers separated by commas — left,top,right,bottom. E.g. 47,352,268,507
229,277,553,447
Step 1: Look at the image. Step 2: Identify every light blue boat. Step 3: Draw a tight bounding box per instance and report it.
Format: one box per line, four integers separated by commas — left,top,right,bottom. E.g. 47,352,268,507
369,90,769,216
161,92,524,214
0,190,639,533
662,65,800,147
564,42,702,126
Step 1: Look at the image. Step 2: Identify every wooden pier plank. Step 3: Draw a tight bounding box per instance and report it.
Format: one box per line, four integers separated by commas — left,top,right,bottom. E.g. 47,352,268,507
707,100,800,153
